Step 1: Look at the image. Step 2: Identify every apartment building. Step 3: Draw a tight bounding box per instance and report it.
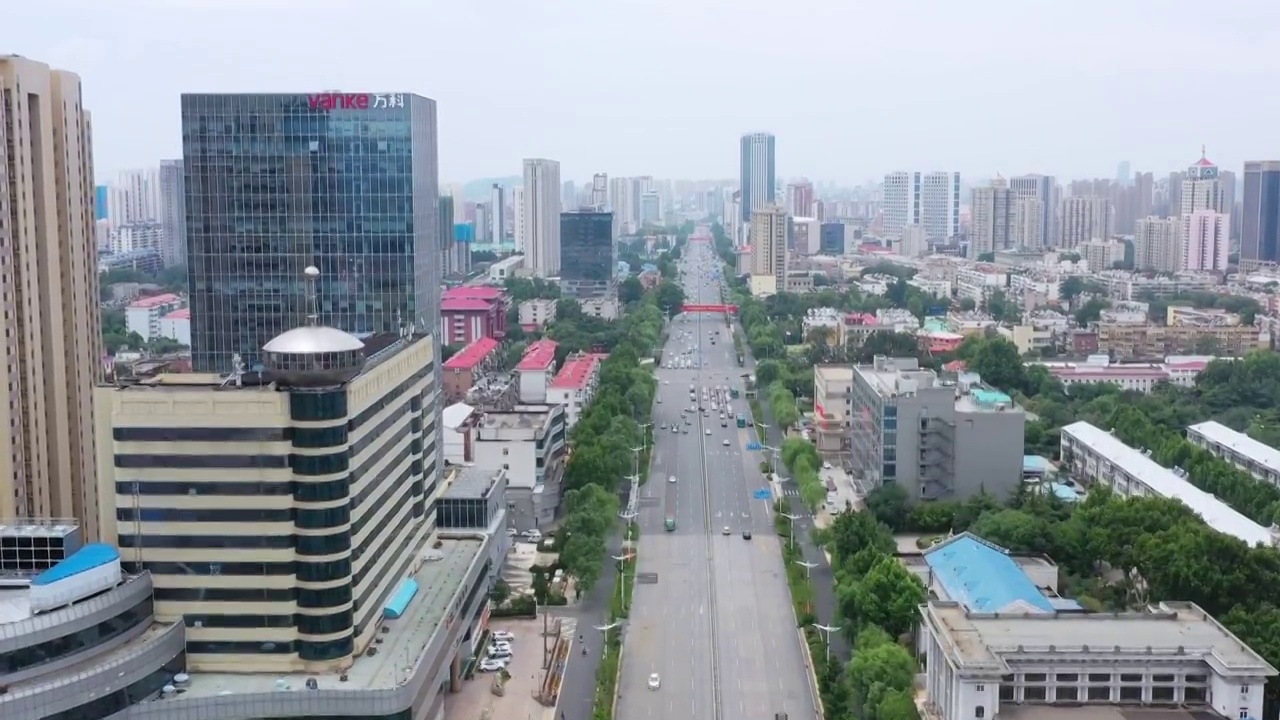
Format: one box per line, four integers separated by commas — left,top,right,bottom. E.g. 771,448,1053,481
748,205,788,297
0,55,103,539
1095,323,1261,359
442,337,500,403
1059,196,1111,248
545,352,603,429
515,339,558,403
124,293,185,342
1187,421,1280,489
518,298,557,330
472,405,567,532
1060,421,1275,547
813,365,854,453
1133,216,1181,272
848,357,1025,502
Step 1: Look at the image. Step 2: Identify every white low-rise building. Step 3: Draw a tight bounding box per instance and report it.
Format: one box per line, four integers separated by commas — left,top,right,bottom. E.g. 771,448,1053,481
1188,421,1280,489
124,293,184,342
487,254,525,282
518,298,557,329
472,404,566,532
157,308,190,346
920,600,1275,720
544,352,603,429
1060,421,1278,547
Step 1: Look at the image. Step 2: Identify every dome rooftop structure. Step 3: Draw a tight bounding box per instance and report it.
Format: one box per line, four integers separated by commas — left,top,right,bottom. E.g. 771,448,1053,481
260,266,368,387
263,326,365,355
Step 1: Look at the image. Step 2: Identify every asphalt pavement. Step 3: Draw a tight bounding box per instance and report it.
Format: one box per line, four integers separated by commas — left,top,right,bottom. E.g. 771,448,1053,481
616,238,817,720
741,342,851,663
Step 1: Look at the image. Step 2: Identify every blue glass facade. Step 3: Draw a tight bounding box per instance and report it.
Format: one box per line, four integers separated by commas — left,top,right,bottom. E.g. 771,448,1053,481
180,92,440,372
559,211,614,299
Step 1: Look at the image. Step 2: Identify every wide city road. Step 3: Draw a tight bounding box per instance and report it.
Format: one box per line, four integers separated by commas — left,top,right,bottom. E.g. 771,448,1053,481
616,231,817,720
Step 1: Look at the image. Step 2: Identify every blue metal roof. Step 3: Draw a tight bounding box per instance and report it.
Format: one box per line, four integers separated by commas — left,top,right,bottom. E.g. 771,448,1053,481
383,578,419,619
33,543,119,586
923,533,1055,613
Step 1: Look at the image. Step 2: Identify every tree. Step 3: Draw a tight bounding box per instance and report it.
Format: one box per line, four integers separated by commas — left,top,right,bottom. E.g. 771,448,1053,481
845,627,916,720
865,484,910,531
1059,276,1086,304
959,297,977,311
618,276,644,305
839,555,926,640
655,281,686,317
969,337,1026,392
828,511,896,572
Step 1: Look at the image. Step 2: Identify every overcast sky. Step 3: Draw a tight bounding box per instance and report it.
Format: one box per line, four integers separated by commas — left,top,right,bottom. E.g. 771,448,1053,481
8,0,1280,185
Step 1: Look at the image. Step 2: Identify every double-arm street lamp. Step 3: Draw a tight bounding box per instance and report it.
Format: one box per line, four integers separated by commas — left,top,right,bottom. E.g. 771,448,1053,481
812,623,843,663
778,511,802,552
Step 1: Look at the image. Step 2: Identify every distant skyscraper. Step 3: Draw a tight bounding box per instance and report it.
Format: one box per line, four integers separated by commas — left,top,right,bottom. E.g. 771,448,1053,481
740,132,776,222
591,173,608,210
439,195,457,275
512,186,526,253
1242,161,1280,267
1116,161,1131,186
158,159,187,266
490,184,506,242
560,180,576,213
1182,210,1229,272
181,91,440,371
1009,175,1057,248
786,180,814,217
524,158,562,276
1134,216,1181,272
882,171,960,241
607,177,629,238
640,191,661,227
1059,196,1111,248
748,205,788,296
1011,198,1045,250
559,211,614,299
474,202,491,244
108,167,161,225
628,176,653,233
970,176,1013,255
1181,149,1224,215
0,55,102,537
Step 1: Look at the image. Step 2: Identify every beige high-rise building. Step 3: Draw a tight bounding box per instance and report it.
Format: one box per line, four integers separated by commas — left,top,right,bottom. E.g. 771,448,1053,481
1059,196,1111,249
970,176,1013,255
1133,216,1181,272
1012,197,1045,249
748,205,788,297
0,56,102,539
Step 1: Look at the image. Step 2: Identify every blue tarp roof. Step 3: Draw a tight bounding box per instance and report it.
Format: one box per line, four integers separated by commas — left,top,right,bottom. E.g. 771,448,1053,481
924,534,1056,613
33,543,119,586
383,577,419,619
1022,455,1052,473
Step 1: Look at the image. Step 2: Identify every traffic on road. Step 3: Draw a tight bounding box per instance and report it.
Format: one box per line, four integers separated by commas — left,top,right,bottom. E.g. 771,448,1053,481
616,226,819,720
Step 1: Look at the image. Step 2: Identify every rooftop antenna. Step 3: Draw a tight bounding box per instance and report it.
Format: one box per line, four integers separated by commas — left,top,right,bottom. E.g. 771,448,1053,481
304,265,321,327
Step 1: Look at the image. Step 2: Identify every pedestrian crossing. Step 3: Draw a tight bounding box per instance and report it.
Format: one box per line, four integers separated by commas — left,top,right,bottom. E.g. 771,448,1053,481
780,486,801,497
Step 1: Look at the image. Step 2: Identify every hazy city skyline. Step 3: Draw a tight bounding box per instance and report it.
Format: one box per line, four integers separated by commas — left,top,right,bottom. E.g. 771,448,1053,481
11,0,1280,183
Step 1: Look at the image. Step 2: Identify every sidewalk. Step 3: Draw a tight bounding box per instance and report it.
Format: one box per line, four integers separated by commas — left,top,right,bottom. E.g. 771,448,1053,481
741,337,851,664
555,529,623,720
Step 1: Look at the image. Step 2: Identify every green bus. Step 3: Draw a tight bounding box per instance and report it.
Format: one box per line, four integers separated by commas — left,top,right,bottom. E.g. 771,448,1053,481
736,413,746,428
664,515,676,531
729,388,740,399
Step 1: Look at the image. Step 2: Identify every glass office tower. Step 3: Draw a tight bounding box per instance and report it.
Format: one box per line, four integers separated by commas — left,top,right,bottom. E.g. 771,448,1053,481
558,211,614,299
180,92,440,372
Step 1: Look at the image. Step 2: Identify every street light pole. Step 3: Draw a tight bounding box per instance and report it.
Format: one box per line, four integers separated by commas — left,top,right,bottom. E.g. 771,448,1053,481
595,621,622,649
779,511,801,552
612,552,634,612
812,623,843,663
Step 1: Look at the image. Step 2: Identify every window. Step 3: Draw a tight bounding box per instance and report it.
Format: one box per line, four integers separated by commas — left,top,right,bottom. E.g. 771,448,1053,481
1120,673,1143,683
1088,673,1111,683
1023,673,1047,683
503,448,509,456
1239,710,1249,719
1023,687,1047,701
1055,673,1078,682
1056,687,1079,701
1119,686,1142,702
1241,685,1251,695
1087,687,1111,701
974,685,985,692
1151,686,1175,702
1152,674,1175,683
1185,687,1207,703
975,707,984,719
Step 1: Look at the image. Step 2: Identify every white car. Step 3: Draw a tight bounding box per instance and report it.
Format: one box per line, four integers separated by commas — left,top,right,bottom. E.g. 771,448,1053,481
522,529,543,541
479,658,508,672
491,630,515,641
648,673,661,690
490,641,512,653
668,475,677,484
722,439,730,446
705,428,711,435
488,647,512,659
505,528,517,537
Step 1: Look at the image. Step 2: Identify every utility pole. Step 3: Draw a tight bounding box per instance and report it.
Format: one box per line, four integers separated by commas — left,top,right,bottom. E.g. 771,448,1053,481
595,621,622,648
812,623,843,663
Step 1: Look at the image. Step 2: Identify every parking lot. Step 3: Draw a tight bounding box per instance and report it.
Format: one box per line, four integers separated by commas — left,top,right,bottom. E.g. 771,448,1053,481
443,618,563,720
